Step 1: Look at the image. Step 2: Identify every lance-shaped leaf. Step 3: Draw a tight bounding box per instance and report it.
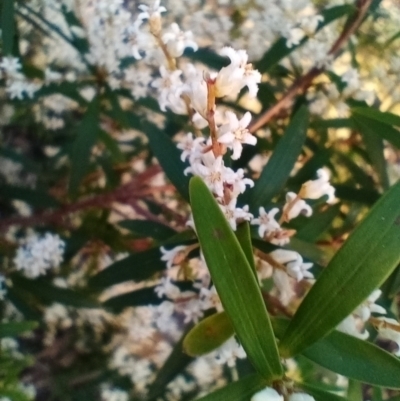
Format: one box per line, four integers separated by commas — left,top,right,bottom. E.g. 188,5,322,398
245,106,309,210
118,219,177,241
143,121,190,201
273,318,400,389
183,312,234,356
190,176,282,380
196,374,267,401
279,181,400,357
298,383,349,401
352,107,400,128
236,222,257,280
1,0,16,55
0,321,38,338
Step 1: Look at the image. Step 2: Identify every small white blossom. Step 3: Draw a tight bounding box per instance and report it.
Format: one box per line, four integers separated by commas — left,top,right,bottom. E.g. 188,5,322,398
177,132,206,162
251,387,284,401
213,337,246,367
162,23,198,58
14,233,65,278
154,277,181,299
289,393,316,401
219,200,253,230
353,289,386,322
251,207,281,238
282,192,312,221
269,249,314,281
160,245,187,268
300,168,335,203
217,111,257,159
0,57,22,76
337,315,369,340
137,0,166,21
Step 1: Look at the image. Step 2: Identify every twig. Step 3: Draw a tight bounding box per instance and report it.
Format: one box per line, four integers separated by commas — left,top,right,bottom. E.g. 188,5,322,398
249,0,373,133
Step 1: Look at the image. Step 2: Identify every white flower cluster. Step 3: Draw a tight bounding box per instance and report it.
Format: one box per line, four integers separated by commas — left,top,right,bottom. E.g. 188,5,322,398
100,385,129,401
0,57,41,100
251,387,315,401
14,233,65,279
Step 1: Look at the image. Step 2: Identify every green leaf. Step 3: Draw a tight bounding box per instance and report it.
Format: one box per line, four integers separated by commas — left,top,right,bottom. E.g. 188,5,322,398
147,328,194,400
98,130,125,163
299,383,349,401
296,205,341,242
0,185,60,208
12,276,99,308
351,115,390,190
279,181,400,357
183,312,234,356
118,219,177,241
334,185,380,205
196,374,267,401
352,107,400,127
88,247,165,289
0,321,38,338
143,122,190,202
246,106,309,210
235,222,257,279
347,380,362,401
69,98,100,195
352,114,400,149
302,330,400,389
190,176,282,380
1,0,15,55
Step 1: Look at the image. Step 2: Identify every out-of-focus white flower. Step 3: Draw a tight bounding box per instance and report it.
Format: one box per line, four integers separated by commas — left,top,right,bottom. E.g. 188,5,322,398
217,111,256,159
0,57,22,76
289,393,316,401
375,317,400,356
353,289,386,322
216,47,261,98
154,277,181,299
160,245,187,269
337,314,369,340
300,168,335,203
14,233,65,278
251,387,283,401
101,385,129,401
195,155,226,197
282,192,312,221
177,132,206,162
213,337,246,367
151,66,183,111
251,207,281,238
219,200,253,230
162,23,198,58
269,249,314,281
138,0,166,21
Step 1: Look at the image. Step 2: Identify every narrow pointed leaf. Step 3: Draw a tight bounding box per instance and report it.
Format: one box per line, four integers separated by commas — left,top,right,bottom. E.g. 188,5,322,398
1,0,16,55
118,219,177,240
183,312,234,356
352,107,400,127
196,374,267,401
0,321,38,338
190,176,282,380
280,181,400,357
69,98,100,195
299,383,349,401
235,222,257,279
143,121,190,201
246,106,309,209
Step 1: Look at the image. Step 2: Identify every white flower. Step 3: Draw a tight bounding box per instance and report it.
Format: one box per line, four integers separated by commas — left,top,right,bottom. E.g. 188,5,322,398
269,249,314,281
184,77,208,119
0,57,22,76
152,66,183,111
213,337,246,367
177,133,206,162
282,192,312,221
14,233,65,278
251,387,283,401
375,317,400,356
162,23,198,58
353,289,386,322
337,315,369,339
138,0,166,21
289,393,316,401
155,277,181,299
225,168,254,197
195,155,226,197
160,245,187,268
217,111,256,160
216,47,261,98
251,207,281,238
219,200,253,231
300,168,335,203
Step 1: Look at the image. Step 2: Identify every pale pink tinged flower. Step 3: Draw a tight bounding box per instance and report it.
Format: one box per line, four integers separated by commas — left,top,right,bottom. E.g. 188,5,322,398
251,207,281,238
375,317,400,356
301,168,335,203
196,156,225,197
225,168,254,197
160,245,187,268
218,111,256,160
251,387,284,401
289,393,316,401
162,23,198,58
283,192,312,221
354,289,386,322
